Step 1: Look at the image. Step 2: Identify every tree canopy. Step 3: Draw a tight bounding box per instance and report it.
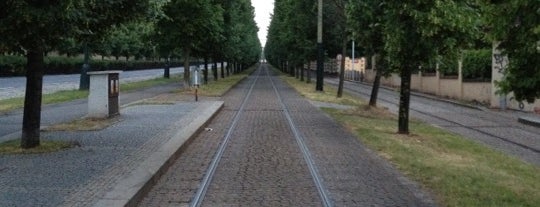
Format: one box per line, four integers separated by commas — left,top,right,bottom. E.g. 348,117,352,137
0,0,151,148
0,0,262,148
485,0,540,103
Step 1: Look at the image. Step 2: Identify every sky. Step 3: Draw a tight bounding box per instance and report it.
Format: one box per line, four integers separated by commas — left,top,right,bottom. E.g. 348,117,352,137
251,0,274,47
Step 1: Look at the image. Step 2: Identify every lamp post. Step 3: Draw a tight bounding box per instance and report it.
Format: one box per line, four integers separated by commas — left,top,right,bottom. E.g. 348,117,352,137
316,0,324,91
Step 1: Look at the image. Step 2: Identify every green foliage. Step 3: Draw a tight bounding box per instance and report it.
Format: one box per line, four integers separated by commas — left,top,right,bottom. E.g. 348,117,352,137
383,1,480,70
0,55,182,76
346,0,385,56
97,22,156,60
484,1,540,103
0,1,151,51
266,0,350,67
0,55,26,76
437,56,459,76
156,0,223,53
462,49,491,81
219,0,261,65
266,0,318,66
0,139,73,154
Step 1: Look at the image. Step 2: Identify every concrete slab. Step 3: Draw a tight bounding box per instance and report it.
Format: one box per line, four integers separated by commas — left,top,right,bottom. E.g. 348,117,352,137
93,101,223,207
518,116,540,128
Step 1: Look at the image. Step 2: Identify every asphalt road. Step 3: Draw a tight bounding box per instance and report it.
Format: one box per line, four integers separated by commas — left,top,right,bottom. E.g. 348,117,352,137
0,67,185,100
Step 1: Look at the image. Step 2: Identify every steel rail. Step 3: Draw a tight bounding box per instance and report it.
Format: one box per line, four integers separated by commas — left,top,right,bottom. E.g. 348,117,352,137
265,65,333,207
189,65,263,207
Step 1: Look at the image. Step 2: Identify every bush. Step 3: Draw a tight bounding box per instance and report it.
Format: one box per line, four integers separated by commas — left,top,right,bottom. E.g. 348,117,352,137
0,55,183,77
0,55,26,76
438,56,459,77
462,49,491,82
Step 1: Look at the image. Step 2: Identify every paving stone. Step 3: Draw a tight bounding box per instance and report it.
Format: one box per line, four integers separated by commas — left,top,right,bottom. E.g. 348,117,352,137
139,65,435,207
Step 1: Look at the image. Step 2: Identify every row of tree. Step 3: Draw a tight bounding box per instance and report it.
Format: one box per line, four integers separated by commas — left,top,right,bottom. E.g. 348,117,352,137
265,0,539,134
0,0,261,149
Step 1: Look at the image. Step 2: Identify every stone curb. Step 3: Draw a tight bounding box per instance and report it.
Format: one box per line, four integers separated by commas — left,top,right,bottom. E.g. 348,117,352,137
517,116,540,128
93,101,224,207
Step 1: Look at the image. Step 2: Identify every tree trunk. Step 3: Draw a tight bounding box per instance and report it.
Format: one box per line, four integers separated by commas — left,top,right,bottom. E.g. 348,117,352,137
369,55,381,106
21,49,45,148
213,61,218,81
183,48,191,86
295,65,299,79
289,62,294,76
220,61,225,78
398,65,412,134
300,63,305,81
337,38,347,98
307,61,312,83
226,61,230,76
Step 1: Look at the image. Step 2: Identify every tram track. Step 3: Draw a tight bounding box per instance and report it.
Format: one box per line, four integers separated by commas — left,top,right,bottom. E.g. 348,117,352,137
190,64,332,207
331,80,540,155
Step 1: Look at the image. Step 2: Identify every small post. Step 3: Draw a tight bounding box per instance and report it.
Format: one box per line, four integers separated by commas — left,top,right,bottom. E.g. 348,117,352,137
79,43,90,90
164,57,170,78
192,67,200,102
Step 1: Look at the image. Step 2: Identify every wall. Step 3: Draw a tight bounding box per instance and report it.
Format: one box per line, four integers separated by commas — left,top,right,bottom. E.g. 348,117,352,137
363,68,492,104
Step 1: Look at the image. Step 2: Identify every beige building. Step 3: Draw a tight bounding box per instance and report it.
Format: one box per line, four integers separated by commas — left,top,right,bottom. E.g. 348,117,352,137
336,55,366,81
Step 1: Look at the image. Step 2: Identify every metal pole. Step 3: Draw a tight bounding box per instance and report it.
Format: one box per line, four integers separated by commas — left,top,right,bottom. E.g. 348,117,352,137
79,43,90,90
316,0,324,91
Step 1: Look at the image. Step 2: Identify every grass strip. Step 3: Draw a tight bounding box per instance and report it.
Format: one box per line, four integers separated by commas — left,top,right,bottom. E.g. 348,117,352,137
179,65,257,97
279,70,540,207
43,117,121,132
0,75,182,113
0,139,73,155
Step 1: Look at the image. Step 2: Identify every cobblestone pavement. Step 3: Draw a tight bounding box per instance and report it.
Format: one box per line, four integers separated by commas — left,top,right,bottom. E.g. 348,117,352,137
139,64,435,206
327,79,540,166
0,101,201,206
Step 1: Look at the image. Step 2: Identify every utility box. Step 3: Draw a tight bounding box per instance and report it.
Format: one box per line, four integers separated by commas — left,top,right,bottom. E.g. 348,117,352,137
88,70,122,118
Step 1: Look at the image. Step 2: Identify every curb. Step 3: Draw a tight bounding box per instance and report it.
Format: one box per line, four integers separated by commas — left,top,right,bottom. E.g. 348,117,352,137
93,101,224,207
517,116,540,128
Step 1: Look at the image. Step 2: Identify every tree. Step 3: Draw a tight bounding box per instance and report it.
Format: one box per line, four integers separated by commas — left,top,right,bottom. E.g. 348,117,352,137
329,0,349,98
0,0,150,148
222,0,260,72
383,0,479,134
347,0,387,107
485,0,540,103
156,0,224,86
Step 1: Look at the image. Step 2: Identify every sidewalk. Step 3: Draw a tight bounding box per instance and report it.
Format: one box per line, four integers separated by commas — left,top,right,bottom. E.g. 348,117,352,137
0,93,223,206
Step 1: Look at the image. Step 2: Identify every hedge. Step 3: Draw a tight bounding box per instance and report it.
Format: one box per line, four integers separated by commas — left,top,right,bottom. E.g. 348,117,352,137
462,49,491,82
0,55,184,77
